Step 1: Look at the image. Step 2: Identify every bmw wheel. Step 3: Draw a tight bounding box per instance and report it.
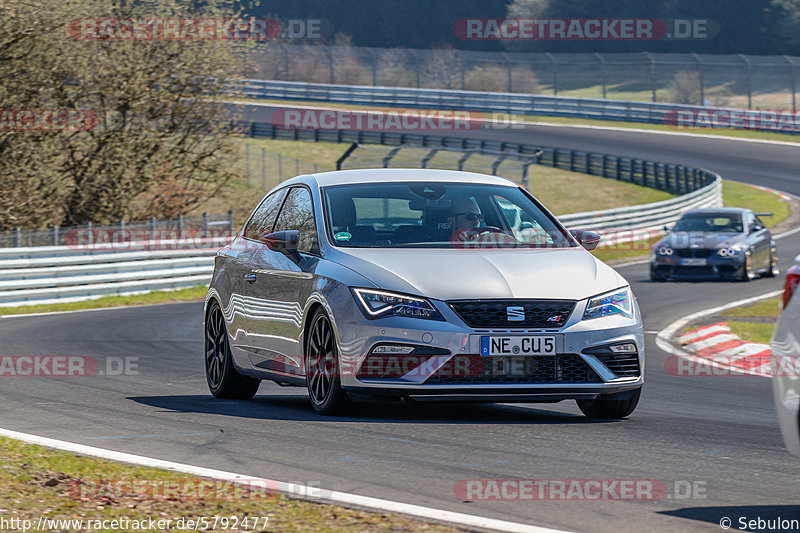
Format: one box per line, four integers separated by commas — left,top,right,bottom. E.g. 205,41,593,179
764,249,779,277
739,252,755,282
305,308,352,415
205,301,260,399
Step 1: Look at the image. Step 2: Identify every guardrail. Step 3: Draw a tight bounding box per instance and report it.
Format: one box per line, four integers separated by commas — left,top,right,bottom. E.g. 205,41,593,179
234,78,800,135
0,122,722,308
0,239,227,308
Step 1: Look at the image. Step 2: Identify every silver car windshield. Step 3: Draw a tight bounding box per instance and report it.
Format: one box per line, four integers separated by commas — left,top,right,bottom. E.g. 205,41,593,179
322,182,575,249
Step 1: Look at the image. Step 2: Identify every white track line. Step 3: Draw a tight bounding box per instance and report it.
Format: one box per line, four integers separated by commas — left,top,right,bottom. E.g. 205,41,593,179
0,427,570,533
655,290,783,378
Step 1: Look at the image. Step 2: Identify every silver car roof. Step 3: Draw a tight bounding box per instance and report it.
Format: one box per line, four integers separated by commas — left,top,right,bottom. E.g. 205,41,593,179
307,168,519,187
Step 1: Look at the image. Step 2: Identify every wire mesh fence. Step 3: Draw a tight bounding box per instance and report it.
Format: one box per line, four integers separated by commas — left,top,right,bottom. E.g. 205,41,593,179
1,212,235,248
248,44,800,109
242,143,321,191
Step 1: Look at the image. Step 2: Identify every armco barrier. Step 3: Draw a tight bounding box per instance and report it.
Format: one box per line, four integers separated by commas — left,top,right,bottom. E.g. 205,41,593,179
234,79,800,135
0,123,722,308
0,238,227,308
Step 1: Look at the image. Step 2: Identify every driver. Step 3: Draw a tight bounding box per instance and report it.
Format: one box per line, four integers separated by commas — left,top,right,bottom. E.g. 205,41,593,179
447,197,484,244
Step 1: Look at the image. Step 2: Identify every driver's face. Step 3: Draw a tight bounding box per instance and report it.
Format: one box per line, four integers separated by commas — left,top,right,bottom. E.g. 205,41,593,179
448,200,483,231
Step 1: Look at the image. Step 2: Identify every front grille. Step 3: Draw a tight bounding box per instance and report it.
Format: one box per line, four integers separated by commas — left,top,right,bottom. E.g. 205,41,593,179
426,353,601,384
448,300,575,328
674,249,713,258
595,353,641,377
674,265,714,276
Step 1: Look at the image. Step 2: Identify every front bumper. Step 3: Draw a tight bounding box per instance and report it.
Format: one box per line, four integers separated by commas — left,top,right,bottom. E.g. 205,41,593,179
333,295,645,401
651,253,745,279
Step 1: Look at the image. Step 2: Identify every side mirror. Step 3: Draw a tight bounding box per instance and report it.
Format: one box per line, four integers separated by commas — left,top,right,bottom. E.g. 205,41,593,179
663,225,671,232
570,229,602,251
263,230,301,261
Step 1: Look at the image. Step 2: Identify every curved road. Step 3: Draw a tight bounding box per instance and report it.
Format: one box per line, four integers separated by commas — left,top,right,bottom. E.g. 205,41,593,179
1,117,799,533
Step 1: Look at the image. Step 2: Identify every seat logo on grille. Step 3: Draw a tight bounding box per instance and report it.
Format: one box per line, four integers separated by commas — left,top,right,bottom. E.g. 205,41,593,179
506,306,525,321
547,315,562,322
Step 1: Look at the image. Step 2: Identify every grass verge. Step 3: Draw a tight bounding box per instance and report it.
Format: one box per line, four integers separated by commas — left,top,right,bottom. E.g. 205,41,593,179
721,181,790,228
0,436,463,533
718,296,781,345
0,286,208,316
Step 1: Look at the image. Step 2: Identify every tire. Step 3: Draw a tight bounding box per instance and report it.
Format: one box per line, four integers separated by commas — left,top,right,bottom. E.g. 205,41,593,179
305,308,352,415
650,267,666,282
576,388,641,419
738,252,754,282
764,249,779,278
205,301,260,399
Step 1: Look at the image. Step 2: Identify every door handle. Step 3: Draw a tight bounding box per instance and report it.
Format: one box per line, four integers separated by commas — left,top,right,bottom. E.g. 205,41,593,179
244,273,257,283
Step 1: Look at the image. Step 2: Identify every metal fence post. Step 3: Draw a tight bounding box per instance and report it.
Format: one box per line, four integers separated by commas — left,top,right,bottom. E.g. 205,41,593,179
502,52,512,92
227,210,234,231
201,213,209,231
13,227,20,247
177,214,184,232
595,53,606,99
261,147,267,188
784,56,796,112
546,53,557,95
150,216,157,240
245,143,251,181
693,53,705,105
739,54,752,109
644,52,656,102
52,225,59,246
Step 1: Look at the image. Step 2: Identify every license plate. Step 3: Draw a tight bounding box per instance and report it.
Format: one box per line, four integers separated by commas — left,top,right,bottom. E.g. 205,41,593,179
681,258,707,266
481,336,556,356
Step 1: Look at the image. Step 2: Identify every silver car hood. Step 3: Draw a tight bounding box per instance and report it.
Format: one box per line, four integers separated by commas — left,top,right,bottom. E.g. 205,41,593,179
328,247,626,301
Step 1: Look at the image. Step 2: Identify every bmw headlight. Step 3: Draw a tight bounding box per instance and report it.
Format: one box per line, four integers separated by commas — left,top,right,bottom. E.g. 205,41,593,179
583,287,634,320
717,246,743,257
352,288,445,321
657,246,673,256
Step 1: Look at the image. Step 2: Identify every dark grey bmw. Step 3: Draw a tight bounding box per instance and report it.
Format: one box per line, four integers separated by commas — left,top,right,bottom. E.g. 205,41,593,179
650,208,778,281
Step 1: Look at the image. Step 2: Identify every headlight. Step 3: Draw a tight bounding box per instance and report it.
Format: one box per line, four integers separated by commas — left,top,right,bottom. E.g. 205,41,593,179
352,288,445,321
717,247,743,257
583,287,634,320
657,246,673,256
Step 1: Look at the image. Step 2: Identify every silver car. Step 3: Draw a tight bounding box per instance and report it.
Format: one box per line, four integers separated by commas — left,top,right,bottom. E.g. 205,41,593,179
771,253,800,457
204,169,644,417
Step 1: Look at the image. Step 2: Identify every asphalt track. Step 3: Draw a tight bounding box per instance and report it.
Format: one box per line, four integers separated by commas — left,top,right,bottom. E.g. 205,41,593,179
1,114,799,532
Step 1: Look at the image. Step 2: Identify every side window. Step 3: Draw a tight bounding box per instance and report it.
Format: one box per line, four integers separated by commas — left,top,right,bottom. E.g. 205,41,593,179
273,187,317,253
244,189,287,241
751,213,764,231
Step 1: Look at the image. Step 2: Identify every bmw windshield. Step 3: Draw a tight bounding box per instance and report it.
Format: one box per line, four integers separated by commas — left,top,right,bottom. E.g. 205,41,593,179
672,213,744,233
322,181,575,248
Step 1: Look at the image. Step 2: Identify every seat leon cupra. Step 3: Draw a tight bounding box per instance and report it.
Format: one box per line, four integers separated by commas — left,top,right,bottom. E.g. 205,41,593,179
204,169,644,417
